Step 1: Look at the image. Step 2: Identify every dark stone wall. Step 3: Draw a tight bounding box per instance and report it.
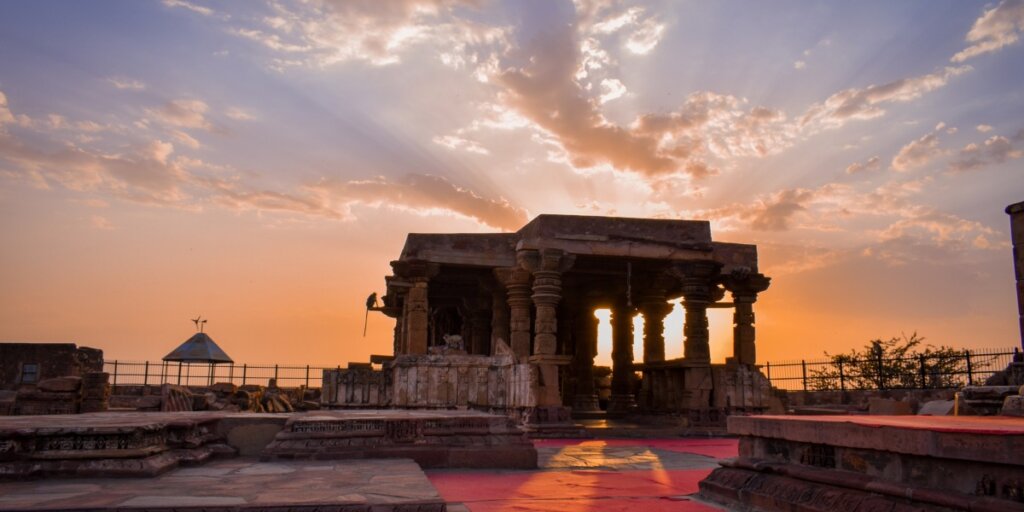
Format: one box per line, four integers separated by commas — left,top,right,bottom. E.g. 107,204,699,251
0,343,103,390
1008,201,1024,350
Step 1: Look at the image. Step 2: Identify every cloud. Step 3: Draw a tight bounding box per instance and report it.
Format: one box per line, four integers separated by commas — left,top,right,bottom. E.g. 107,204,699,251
951,0,1024,62
433,135,489,155
225,107,255,121
0,132,189,205
948,130,1024,172
877,206,1004,255
0,90,14,125
891,125,948,171
163,0,215,17
976,124,993,132
494,9,793,181
147,99,214,131
800,67,970,129
312,173,528,230
794,60,806,70
90,215,115,230
108,77,146,90
845,155,881,174
226,0,502,68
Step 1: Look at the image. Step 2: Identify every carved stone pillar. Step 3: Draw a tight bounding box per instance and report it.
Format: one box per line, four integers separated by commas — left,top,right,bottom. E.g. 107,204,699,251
491,288,510,353
572,301,600,412
638,294,672,411
607,302,637,415
405,278,430,355
519,249,575,407
519,249,575,356
494,267,533,359
676,261,723,365
723,271,771,366
393,261,439,355
640,301,672,364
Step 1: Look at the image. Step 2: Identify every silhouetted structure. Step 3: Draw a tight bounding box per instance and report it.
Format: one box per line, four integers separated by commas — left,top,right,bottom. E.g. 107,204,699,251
342,215,776,428
1008,201,1024,351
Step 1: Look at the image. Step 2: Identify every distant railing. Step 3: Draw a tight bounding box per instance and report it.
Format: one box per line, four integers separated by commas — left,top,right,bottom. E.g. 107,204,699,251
762,347,1018,391
103,360,346,389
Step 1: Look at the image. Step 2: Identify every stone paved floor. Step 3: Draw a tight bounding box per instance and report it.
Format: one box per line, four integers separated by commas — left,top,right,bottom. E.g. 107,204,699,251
0,458,444,511
429,438,736,511
0,438,735,511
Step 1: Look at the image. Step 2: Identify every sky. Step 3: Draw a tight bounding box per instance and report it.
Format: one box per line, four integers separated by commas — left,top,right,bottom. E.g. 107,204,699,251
1,0,1023,367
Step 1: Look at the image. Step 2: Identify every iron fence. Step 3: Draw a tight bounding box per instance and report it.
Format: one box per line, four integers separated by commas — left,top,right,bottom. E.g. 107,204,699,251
103,360,343,389
762,347,1019,391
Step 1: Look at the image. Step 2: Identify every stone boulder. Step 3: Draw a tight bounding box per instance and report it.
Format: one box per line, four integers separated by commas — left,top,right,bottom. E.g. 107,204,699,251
868,398,912,415
37,376,82,393
1002,395,1024,417
917,400,955,416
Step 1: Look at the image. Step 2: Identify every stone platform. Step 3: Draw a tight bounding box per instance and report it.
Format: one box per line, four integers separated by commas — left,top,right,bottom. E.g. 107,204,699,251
698,415,1024,511
0,458,444,511
0,411,235,478
262,410,537,469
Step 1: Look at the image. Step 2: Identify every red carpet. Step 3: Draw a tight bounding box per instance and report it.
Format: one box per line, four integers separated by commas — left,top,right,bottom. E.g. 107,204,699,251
428,438,736,511
429,468,716,511
532,438,739,459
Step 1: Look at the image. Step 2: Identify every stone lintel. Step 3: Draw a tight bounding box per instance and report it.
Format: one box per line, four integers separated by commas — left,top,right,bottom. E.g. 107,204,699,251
527,355,573,365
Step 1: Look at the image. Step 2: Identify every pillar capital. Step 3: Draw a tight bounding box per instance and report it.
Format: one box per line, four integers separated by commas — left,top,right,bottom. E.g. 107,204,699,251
721,270,771,302
517,248,576,274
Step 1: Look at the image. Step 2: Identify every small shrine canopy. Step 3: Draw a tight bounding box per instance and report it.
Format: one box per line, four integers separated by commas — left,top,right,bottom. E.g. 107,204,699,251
162,332,233,363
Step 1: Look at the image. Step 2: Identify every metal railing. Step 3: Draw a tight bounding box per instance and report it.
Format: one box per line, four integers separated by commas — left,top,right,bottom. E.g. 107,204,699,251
762,347,1018,391
103,360,342,389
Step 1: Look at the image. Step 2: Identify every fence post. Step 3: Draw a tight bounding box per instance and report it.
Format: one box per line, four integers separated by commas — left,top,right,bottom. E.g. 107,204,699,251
112,360,118,388
144,361,149,387
965,350,973,386
918,354,926,389
274,364,279,384
838,360,845,392
305,365,310,388
242,364,247,386
229,364,234,385
765,362,771,383
801,360,808,391
162,361,167,384
177,362,182,385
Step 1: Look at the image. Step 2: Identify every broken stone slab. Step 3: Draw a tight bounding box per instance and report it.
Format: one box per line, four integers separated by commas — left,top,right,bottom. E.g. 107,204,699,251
1003,396,1024,417
37,376,82,393
917,400,955,416
961,385,1020,400
868,397,912,415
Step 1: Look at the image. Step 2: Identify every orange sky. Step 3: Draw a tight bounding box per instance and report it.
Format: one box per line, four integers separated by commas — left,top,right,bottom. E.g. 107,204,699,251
1,1,1022,367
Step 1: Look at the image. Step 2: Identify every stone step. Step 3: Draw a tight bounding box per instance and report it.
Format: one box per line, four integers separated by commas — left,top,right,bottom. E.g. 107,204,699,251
261,410,537,469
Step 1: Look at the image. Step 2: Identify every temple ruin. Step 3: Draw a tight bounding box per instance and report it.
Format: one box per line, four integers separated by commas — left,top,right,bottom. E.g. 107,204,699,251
325,214,776,430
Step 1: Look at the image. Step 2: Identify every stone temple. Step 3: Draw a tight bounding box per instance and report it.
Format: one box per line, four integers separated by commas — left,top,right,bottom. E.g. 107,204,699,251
326,214,776,431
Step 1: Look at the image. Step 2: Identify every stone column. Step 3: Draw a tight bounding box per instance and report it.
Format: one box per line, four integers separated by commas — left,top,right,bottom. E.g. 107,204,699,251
1009,201,1024,350
640,301,672,364
491,288,510,353
519,249,575,407
723,272,771,366
638,294,672,411
572,301,600,412
405,278,430,355
494,267,533,359
519,249,575,356
608,302,637,415
676,261,723,365
394,262,439,355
